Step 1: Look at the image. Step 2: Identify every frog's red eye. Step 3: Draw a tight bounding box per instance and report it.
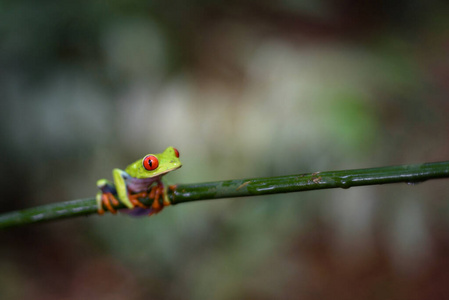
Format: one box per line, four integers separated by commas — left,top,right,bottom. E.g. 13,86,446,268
143,155,159,170
173,148,180,158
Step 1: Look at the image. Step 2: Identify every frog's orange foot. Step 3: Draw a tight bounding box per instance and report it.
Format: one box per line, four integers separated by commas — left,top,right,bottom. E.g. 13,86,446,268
148,183,171,216
129,192,149,209
98,192,120,215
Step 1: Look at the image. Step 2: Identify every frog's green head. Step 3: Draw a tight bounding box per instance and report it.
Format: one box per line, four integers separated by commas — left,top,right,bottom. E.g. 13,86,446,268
126,146,182,179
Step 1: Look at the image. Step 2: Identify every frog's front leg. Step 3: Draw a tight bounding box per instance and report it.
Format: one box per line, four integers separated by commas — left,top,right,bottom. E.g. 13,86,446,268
96,179,120,215
112,168,137,209
96,169,138,215
112,169,152,210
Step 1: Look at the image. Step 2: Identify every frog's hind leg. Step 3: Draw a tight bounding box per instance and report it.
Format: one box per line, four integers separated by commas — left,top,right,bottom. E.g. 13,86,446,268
148,182,173,216
96,179,120,215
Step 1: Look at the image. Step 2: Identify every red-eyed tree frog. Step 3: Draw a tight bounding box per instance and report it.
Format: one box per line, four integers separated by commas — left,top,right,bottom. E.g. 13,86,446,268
96,146,182,216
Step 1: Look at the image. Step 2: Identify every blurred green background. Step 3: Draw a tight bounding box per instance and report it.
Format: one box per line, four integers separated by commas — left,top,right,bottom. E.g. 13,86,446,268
1,0,449,299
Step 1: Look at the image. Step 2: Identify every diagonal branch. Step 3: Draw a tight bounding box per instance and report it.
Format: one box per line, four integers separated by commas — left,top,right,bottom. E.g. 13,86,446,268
1,161,448,229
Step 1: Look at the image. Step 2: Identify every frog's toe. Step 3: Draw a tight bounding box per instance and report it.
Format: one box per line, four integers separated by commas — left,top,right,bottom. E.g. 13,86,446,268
128,192,149,209
97,192,120,215
149,185,162,210
148,184,171,216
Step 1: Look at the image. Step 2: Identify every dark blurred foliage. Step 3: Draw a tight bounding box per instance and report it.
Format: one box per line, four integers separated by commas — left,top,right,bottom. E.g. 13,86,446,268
1,0,449,299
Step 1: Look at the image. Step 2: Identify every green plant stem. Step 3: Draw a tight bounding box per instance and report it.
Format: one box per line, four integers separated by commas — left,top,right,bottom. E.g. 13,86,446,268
1,161,448,229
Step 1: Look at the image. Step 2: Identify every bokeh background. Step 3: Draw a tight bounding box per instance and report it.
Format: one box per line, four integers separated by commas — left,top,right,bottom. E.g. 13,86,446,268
1,1,449,299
